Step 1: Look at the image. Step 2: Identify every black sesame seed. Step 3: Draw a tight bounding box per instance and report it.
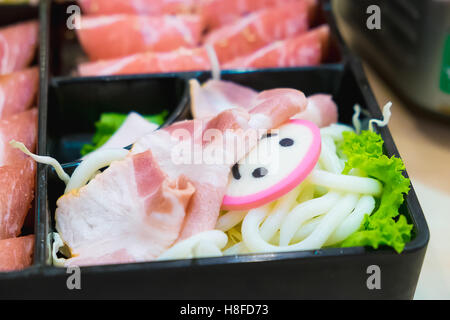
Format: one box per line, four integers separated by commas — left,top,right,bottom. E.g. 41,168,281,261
252,167,268,178
279,138,294,147
232,163,241,180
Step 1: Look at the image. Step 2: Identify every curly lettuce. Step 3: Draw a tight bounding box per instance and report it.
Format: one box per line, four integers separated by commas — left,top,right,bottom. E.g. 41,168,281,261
338,130,412,253
81,111,168,156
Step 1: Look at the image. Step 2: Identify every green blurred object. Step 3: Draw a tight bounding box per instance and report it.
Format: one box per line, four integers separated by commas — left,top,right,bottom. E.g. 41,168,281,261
0,0,35,4
80,111,168,156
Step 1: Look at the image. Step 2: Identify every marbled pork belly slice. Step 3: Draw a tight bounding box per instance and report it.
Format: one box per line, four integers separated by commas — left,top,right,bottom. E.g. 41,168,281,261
55,150,195,267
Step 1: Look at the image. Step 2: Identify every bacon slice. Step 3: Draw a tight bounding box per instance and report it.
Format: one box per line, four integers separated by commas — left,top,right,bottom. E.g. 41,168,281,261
223,25,329,69
0,235,34,272
56,150,195,267
203,1,309,63
77,14,204,61
0,67,38,119
78,47,211,76
0,21,38,76
200,0,318,29
0,160,36,240
78,0,196,15
0,108,38,166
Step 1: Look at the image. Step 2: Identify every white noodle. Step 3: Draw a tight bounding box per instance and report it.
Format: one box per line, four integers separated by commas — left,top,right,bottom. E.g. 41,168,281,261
296,193,359,249
292,216,324,242
65,148,129,193
193,240,223,258
259,184,304,242
9,140,71,184
216,211,247,232
309,169,382,196
319,136,343,174
157,230,228,261
279,191,341,246
320,124,354,142
223,242,249,256
242,193,359,252
326,195,375,246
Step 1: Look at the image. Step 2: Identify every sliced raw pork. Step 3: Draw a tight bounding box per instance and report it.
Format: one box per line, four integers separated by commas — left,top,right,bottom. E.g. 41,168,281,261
293,94,338,127
86,112,158,156
223,25,329,69
0,235,34,271
190,78,337,128
200,0,318,29
0,67,38,119
0,109,37,240
0,21,38,75
77,14,204,61
78,47,211,76
203,1,309,63
56,150,195,267
190,79,258,119
78,0,196,15
0,159,36,240
0,108,38,166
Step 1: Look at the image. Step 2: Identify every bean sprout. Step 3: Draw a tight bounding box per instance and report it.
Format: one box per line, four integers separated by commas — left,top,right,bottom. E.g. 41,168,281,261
10,140,71,184
369,102,392,132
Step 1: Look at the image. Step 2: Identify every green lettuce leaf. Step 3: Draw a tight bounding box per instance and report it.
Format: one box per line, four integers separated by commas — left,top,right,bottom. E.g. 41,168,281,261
338,130,412,253
80,111,168,156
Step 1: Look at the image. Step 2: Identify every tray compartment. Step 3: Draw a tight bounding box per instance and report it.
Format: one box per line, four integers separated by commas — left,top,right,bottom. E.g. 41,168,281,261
49,0,343,79
38,65,429,299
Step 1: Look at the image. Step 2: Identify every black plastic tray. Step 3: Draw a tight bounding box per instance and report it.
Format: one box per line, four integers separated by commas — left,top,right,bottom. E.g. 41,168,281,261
0,0,429,299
